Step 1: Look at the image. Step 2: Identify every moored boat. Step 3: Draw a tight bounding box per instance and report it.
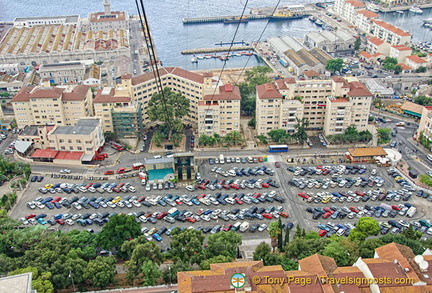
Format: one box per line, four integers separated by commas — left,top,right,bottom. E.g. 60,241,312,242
409,6,423,14
223,16,249,24
191,57,198,63
395,10,404,14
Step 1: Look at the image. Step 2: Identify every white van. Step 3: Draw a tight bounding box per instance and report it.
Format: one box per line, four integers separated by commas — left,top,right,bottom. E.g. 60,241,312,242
153,155,162,159
239,221,249,232
219,154,225,164
247,156,254,163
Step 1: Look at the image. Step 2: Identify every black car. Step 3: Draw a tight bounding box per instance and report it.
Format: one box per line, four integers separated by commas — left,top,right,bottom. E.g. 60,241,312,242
249,223,260,233
37,176,44,182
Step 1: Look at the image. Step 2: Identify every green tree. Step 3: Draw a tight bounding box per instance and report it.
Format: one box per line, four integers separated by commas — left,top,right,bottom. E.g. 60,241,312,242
281,258,299,271
256,135,268,145
141,260,162,286
285,237,330,260
322,237,359,266
325,58,344,73
268,222,282,252
253,242,272,262
9,267,54,293
104,131,118,142
223,130,243,146
415,66,427,73
293,117,310,145
198,134,211,146
414,96,432,106
268,129,290,143
394,64,402,74
377,128,392,144
248,117,256,128
277,218,283,251
402,225,421,240
96,214,141,257
163,261,191,284
120,235,148,260
83,256,116,289
359,239,385,258
355,217,380,237
170,229,205,265
354,36,361,51
206,231,242,259
238,66,272,115
284,225,291,247
148,87,190,140
382,57,398,71
200,255,233,270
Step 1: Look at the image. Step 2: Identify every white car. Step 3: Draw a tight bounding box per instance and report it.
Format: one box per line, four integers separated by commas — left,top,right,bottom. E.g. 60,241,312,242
428,154,432,162
145,184,151,191
128,186,136,193
65,219,75,225
107,201,116,208
185,185,195,192
258,224,268,232
72,202,82,210
60,169,71,174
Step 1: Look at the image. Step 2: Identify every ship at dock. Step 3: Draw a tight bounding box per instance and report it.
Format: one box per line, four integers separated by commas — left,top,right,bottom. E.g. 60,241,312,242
269,11,304,20
223,16,249,24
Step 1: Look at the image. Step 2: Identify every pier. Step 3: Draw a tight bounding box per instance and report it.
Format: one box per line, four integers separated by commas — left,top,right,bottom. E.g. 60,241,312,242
182,15,268,24
181,46,253,55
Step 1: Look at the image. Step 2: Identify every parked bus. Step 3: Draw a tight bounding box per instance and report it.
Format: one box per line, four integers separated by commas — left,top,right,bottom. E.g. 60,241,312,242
268,145,289,153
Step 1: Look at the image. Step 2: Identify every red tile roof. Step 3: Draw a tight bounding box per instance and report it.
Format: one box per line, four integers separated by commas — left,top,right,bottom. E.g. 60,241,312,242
131,67,204,86
332,76,350,88
392,45,411,51
330,98,349,103
304,70,319,77
406,55,427,64
368,36,385,46
346,0,366,7
203,84,241,101
275,78,288,89
372,20,411,37
348,81,372,97
11,86,35,102
396,63,411,70
31,148,59,159
62,85,91,101
425,106,432,110
29,87,65,99
256,83,283,99
357,9,379,18
359,51,373,59
93,88,131,103
55,151,84,161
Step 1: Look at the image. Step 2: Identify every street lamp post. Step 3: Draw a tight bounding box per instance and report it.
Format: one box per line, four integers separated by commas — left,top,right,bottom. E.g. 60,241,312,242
69,271,76,292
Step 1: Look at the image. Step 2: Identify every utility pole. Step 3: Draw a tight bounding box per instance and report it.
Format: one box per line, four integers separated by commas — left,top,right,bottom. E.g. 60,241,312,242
69,271,76,292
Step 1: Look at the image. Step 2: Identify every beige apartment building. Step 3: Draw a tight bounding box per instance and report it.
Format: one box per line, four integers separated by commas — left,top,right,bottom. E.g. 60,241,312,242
256,77,372,136
12,84,93,129
197,84,241,136
115,68,216,126
48,118,104,156
370,19,411,45
415,106,432,141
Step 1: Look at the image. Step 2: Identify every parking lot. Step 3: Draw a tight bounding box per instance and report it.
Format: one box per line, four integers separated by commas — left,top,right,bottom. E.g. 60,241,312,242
11,153,432,249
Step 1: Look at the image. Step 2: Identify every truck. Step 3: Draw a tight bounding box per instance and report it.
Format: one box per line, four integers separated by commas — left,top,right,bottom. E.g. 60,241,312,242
111,142,124,151
133,162,144,170
219,154,225,164
239,221,249,232
168,208,179,218
93,153,108,161
406,206,417,218
232,221,242,231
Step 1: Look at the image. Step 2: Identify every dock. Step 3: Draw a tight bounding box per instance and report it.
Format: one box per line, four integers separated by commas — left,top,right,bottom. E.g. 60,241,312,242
181,46,253,55
182,15,268,24
378,2,432,12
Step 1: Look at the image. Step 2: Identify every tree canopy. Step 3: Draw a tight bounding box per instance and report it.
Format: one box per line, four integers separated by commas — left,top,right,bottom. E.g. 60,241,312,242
326,59,344,73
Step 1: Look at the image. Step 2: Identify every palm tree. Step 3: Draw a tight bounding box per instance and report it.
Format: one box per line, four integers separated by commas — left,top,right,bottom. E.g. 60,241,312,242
268,222,282,253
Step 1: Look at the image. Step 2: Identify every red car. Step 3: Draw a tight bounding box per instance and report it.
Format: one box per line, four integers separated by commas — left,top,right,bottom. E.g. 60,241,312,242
52,197,62,202
355,191,365,197
104,170,114,175
112,187,121,193
116,168,125,174
274,162,281,168
319,230,327,237
196,209,204,216
156,212,168,219
118,183,125,188
349,206,359,213
25,214,36,219
137,196,146,202
322,169,330,175
392,205,401,211
278,212,289,218
323,207,333,214
262,213,273,219
258,157,264,162
261,183,269,188
234,198,243,205
196,185,206,190
56,219,65,225
298,192,310,199
222,184,230,190
186,217,196,223
223,224,233,232
322,212,332,219
229,183,240,190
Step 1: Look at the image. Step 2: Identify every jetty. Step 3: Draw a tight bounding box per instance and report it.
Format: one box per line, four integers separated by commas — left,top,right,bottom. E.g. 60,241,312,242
182,15,267,24
181,46,253,55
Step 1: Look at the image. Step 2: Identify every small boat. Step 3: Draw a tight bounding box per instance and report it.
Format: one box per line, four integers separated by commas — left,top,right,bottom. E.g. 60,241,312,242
244,52,253,56
191,57,198,63
409,6,423,14
315,19,324,26
204,55,213,59
395,10,404,14
197,55,204,60
219,55,229,61
367,3,379,12
235,53,242,57
423,18,432,24
309,16,317,22
223,16,249,24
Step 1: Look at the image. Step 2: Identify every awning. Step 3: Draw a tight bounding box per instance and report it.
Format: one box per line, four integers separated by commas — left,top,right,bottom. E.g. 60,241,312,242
403,110,422,117
14,141,32,154
81,154,94,162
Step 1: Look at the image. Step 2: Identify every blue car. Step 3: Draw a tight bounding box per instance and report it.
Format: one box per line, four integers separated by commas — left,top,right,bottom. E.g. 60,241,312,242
191,198,200,205
45,202,54,209
54,202,62,209
152,233,162,242
54,214,63,220
37,218,47,225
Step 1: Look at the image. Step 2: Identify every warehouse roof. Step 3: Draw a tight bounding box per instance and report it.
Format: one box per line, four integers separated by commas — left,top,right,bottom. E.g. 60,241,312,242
348,147,387,157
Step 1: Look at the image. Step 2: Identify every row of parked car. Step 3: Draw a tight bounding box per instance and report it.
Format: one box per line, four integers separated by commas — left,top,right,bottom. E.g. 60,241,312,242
210,166,275,177
298,188,414,204
287,164,372,176
208,156,263,165
387,168,432,200
189,177,280,192
37,182,137,195
307,202,416,220
290,175,385,190
21,212,110,227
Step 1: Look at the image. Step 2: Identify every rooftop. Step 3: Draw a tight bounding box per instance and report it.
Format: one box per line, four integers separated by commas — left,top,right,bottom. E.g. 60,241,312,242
0,272,33,293
401,100,424,115
392,45,411,51
348,81,373,97
51,119,100,135
348,147,387,157
357,9,379,18
372,19,411,37
367,36,385,46
131,67,205,86
19,125,39,137
257,83,283,99
406,55,427,64
203,84,241,101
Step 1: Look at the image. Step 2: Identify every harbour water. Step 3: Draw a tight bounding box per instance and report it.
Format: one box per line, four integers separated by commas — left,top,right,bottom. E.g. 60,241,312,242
0,0,320,70
0,0,431,70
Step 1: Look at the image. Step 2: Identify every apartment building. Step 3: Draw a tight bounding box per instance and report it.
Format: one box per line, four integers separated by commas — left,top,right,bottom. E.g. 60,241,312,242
83,0,129,32
406,55,429,70
334,0,366,24
197,84,241,136
48,118,104,155
354,9,379,32
12,84,93,129
366,36,391,56
371,19,411,45
93,87,142,138
256,77,372,136
390,44,412,63
415,106,432,141
38,62,86,84
117,68,216,126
